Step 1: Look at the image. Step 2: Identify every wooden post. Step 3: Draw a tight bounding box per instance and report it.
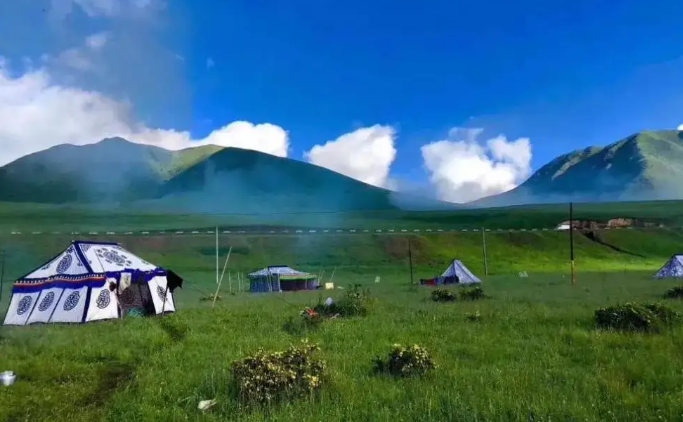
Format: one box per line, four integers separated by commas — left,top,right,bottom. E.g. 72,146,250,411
482,227,488,276
408,238,414,284
215,227,219,285
0,249,5,303
570,202,576,285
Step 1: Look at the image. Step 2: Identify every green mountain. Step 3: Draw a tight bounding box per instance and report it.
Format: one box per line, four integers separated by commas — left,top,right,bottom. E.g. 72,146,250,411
0,138,452,212
151,146,447,213
474,130,683,207
0,138,222,203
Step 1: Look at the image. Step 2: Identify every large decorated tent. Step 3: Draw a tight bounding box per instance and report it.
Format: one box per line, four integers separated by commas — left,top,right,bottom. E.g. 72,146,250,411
3,241,182,326
654,254,683,278
420,259,481,286
248,266,318,292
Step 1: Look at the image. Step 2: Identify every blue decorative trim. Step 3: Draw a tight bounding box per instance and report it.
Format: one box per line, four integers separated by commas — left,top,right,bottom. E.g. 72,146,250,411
13,280,107,294
81,286,93,323
73,240,119,246
12,268,167,294
73,242,95,273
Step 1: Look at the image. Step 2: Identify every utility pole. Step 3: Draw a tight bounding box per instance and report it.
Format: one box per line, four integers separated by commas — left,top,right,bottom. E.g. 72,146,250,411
482,227,488,276
0,249,5,303
569,202,576,285
215,226,219,285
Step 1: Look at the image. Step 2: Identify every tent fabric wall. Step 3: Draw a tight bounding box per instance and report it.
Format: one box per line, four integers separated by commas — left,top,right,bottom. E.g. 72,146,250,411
4,291,41,326
420,259,481,286
26,287,64,324
85,281,119,322
654,255,683,278
2,241,181,326
248,266,318,293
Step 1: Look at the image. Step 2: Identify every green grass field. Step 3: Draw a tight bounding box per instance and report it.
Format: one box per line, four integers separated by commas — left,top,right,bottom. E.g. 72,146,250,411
3,203,683,421
2,273,683,421
3,199,683,232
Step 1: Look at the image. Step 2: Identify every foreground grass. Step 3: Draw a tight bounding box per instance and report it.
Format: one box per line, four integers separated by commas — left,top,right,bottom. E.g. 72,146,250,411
2,273,683,421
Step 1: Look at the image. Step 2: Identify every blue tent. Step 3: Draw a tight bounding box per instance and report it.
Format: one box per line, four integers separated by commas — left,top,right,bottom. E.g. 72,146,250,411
654,255,683,278
420,259,480,286
248,266,318,293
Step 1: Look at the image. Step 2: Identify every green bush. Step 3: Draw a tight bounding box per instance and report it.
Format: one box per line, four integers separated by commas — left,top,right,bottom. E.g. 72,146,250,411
459,286,488,301
663,286,683,299
465,310,482,322
431,288,457,302
314,284,373,317
373,344,435,377
231,340,326,405
594,302,680,332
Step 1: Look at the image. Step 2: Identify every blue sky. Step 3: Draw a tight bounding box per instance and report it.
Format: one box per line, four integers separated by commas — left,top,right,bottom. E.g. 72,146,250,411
0,0,682,202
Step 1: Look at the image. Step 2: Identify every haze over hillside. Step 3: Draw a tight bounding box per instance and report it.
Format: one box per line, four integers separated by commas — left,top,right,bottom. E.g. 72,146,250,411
0,138,454,213
473,130,683,207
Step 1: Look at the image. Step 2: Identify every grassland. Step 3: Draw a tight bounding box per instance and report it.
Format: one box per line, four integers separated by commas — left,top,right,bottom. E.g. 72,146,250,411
2,203,683,421
2,272,683,421
3,199,683,232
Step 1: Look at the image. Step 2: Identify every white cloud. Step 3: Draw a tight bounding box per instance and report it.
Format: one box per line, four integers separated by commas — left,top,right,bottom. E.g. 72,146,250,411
206,58,215,69
50,0,164,19
421,128,532,203
304,125,397,188
678,124,683,130
0,60,289,166
86,32,109,50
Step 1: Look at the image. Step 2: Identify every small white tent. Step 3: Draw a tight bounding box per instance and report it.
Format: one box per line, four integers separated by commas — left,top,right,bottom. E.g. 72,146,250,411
3,241,181,326
654,255,683,279
441,259,481,284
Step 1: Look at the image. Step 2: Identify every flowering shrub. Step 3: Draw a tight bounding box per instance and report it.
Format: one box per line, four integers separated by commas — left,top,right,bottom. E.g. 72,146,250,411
595,302,680,332
231,340,326,405
459,286,488,301
373,344,435,377
663,286,683,299
431,288,457,302
314,284,373,317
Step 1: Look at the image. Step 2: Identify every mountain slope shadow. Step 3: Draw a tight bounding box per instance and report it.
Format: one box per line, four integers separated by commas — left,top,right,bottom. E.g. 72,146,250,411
582,230,645,258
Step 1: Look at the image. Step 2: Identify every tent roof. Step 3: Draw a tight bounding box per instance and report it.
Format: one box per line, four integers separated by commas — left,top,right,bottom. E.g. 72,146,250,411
441,259,481,283
248,266,315,279
18,240,159,282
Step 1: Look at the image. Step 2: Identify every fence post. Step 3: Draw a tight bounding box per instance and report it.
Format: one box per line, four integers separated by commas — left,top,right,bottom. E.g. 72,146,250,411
482,227,488,276
0,249,5,303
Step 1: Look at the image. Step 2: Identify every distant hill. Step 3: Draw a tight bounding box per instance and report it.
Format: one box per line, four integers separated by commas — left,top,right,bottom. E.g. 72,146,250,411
473,130,683,207
0,138,453,212
152,147,452,213
0,138,222,203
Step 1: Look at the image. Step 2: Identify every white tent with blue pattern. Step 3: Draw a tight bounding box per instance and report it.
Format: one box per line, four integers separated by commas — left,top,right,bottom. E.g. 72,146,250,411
3,241,180,326
654,255,683,279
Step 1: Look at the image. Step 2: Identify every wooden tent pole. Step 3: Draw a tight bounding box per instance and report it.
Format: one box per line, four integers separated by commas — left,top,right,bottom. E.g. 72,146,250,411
212,246,232,309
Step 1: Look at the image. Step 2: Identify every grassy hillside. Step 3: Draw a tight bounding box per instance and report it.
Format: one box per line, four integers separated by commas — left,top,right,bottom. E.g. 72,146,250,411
476,130,683,206
2,199,683,232
154,147,407,213
0,138,221,204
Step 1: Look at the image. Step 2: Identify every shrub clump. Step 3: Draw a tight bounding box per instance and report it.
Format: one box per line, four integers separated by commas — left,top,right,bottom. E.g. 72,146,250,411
663,286,683,299
459,286,488,301
465,310,482,322
594,302,680,332
431,288,457,302
314,284,373,317
373,344,435,377
231,340,326,405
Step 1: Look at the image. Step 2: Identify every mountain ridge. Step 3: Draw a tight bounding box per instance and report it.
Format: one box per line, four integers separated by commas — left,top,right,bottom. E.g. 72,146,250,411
473,129,683,207
0,138,454,212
